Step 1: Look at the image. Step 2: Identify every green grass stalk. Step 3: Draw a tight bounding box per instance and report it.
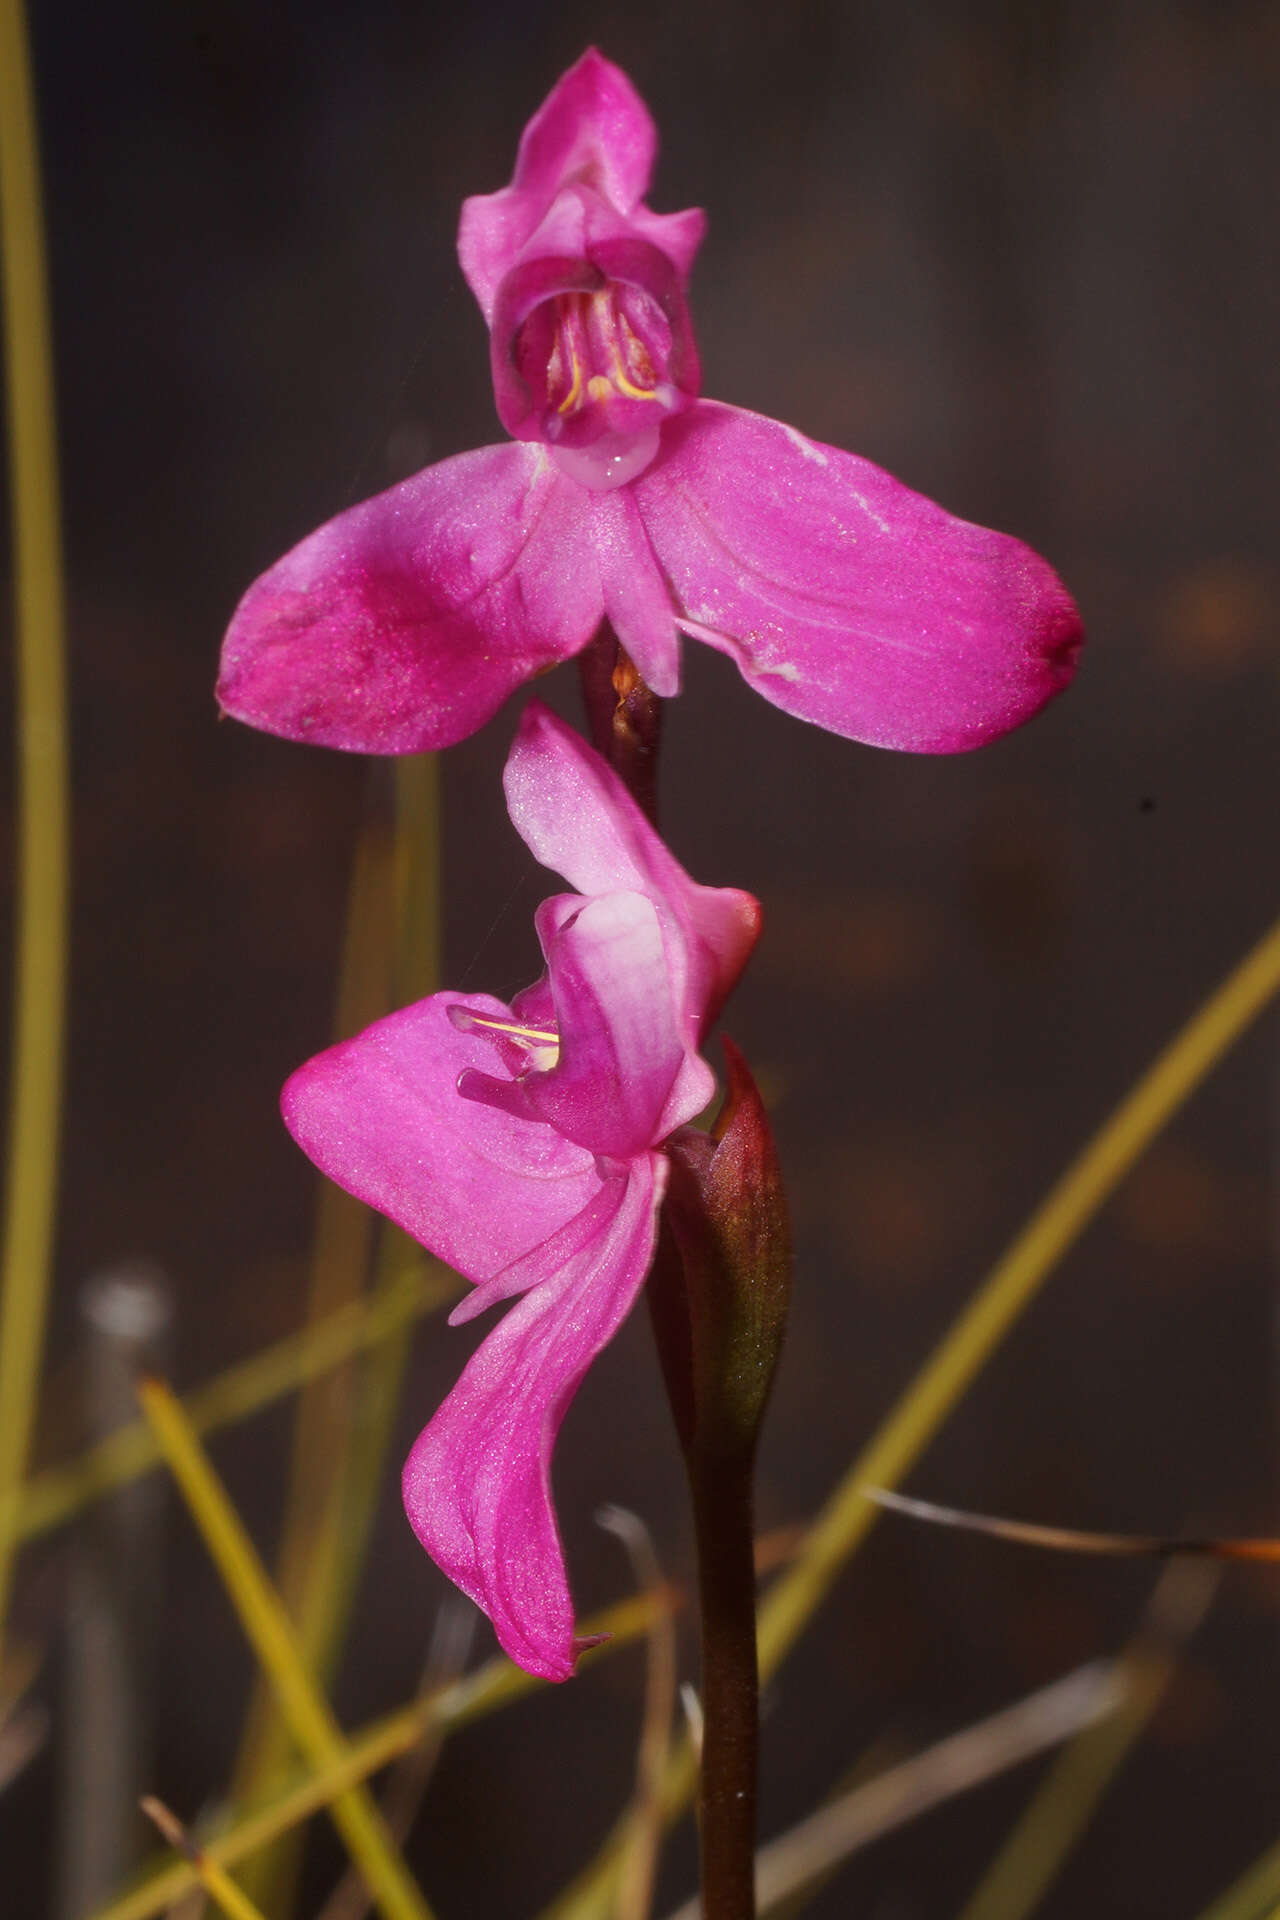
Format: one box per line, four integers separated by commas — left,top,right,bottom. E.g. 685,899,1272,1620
0,0,70,1660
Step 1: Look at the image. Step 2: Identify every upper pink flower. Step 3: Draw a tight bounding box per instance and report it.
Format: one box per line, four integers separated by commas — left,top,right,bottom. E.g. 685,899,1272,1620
281,703,760,1679
218,50,1081,757
456,47,704,479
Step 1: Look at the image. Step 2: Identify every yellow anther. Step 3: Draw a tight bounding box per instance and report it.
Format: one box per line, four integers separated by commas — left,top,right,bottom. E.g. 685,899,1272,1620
610,359,660,403
611,308,658,401
463,1013,559,1045
557,347,583,415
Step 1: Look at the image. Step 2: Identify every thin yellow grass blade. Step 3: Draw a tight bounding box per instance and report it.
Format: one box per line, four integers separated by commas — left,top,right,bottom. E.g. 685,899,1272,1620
955,1561,1218,1920
541,911,1280,1920
869,1487,1280,1562
140,1801,269,1920
2,1260,458,1551
0,0,70,1655
135,1376,435,1920
85,1585,679,1920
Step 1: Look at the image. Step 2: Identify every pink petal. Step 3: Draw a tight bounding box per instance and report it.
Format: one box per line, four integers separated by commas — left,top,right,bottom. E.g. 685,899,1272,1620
504,701,761,1026
218,444,605,753
448,1180,623,1326
458,50,661,322
281,993,600,1287
461,891,697,1156
632,401,1083,752
592,487,682,693
402,1153,666,1680
537,891,701,1149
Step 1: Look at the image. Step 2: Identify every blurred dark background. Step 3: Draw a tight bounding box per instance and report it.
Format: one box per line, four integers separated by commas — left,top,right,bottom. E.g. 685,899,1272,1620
3,0,1278,1913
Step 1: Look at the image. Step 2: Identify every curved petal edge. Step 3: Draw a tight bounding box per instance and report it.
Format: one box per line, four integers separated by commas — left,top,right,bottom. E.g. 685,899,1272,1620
633,401,1083,753
401,1154,666,1680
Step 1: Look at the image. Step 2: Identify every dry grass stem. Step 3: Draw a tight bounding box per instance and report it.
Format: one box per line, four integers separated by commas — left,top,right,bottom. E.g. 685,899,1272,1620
869,1488,1280,1562
659,1661,1119,1920
597,1506,678,1920
140,1801,269,1920
956,1561,1219,1920
135,1375,435,1920
86,1584,678,1920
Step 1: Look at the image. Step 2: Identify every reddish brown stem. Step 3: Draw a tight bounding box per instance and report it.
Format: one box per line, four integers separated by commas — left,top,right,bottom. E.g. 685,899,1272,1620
688,1445,759,1919
577,630,663,827
580,645,759,1917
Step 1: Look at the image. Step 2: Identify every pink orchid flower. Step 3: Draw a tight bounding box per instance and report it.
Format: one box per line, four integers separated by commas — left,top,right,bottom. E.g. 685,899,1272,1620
218,49,1081,759
281,702,760,1679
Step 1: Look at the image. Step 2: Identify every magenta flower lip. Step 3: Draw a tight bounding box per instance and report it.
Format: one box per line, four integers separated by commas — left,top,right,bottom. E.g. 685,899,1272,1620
217,48,1082,761
280,703,760,1679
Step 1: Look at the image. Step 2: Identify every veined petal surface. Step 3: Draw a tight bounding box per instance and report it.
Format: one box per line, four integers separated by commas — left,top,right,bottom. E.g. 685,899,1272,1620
633,401,1082,752
401,1153,666,1680
218,443,606,753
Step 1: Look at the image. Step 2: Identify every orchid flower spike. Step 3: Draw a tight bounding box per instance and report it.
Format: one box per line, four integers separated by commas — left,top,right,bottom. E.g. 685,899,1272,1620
219,49,1081,758
281,702,760,1679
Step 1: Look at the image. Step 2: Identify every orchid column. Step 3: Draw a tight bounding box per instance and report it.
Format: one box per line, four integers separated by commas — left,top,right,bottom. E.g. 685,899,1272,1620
216,48,1081,1920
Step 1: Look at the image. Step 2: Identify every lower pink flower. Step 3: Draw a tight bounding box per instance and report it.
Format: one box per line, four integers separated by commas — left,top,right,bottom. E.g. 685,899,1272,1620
281,703,759,1678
